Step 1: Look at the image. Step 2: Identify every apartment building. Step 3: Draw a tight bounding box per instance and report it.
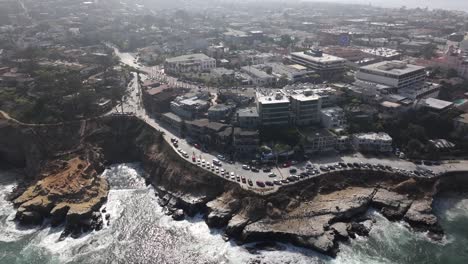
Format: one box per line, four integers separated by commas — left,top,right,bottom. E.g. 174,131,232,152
232,128,260,157
165,53,216,74
320,106,347,130
256,92,290,126
290,90,322,126
352,132,393,153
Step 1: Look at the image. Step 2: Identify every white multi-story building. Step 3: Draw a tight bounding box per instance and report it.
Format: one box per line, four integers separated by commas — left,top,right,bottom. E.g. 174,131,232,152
256,92,290,126
320,106,347,129
240,66,275,86
290,90,322,126
356,61,425,90
356,60,438,100
352,132,393,153
290,49,346,78
165,53,216,74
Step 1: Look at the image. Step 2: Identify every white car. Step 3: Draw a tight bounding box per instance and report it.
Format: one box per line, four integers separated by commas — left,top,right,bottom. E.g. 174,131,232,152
230,172,235,177
242,165,251,170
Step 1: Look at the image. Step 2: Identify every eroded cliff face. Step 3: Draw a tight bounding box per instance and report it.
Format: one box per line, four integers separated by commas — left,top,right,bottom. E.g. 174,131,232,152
1,114,466,256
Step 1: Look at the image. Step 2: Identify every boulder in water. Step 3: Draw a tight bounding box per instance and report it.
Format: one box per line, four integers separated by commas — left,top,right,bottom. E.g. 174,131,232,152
172,209,185,221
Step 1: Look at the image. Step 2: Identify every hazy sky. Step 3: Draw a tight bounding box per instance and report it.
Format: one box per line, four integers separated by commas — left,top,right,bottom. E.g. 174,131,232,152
307,0,468,11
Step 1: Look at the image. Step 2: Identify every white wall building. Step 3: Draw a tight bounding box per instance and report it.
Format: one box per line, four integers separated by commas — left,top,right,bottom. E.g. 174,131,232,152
290,90,322,126
256,92,290,126
165,53,216,74
356,60,438,100
320,106,347,129
352,132,393,153
290,49,346,78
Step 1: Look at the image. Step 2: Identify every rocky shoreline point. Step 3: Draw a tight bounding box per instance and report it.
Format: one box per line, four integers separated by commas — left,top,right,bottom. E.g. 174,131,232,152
10,152,108,239
1,115,465,257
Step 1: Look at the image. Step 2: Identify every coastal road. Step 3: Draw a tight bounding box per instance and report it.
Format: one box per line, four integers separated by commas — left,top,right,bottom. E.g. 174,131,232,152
110,46,468,194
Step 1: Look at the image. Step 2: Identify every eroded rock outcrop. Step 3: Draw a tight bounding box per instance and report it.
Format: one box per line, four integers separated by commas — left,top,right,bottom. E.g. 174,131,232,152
13,155,108,238
371,188,413,220
404,198,443,238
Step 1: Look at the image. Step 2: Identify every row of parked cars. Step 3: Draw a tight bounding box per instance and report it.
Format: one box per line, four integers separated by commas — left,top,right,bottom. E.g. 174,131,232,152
316,162,436,177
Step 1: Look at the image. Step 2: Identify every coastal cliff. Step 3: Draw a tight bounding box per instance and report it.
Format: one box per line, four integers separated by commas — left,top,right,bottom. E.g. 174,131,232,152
0,114,466,256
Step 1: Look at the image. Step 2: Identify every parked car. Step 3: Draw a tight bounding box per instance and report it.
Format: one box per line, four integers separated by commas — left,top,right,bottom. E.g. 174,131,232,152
248,179,253,186
241,177,246,183
256,181,265,187
320,166,329,172
274,180,282,185
289,168,297,174
242,164,251,170
217,154,226,161
194,143,201,149
263,167,271,173
265,181,274,186
251,167,260,172
213,159,222,166
268,173,277,178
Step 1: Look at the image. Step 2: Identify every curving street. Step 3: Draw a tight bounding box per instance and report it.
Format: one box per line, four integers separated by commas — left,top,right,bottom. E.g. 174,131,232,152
110,47,468,194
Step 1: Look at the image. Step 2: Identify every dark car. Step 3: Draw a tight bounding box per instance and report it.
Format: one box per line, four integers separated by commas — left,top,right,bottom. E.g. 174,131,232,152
256,181,265,187
274,180,282,185
328,165,336,170
248,179,253,186
263,167,271,173
251,167,260,172
353,162,360,168
347,163,354,168
289,168,297,174
320,166,329,171
281,179,290,184
287,176,298,182
265,181,274,186
339,162,348,168
423,161,433,166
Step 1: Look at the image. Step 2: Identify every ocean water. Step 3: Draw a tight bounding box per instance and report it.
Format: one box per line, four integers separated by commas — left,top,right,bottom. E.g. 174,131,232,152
1,164,468,264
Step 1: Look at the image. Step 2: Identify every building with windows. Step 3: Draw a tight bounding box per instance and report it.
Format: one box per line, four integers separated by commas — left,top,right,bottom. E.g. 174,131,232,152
352,132,393,153
356,61,425,90
170,95,210,120
320,106,347,130
240,65,275,86
290,90,322,126
301,128,338,154
236,107,259,129
165,53,216,74
233,128,260,158
290,49,346,78
256,92,290,126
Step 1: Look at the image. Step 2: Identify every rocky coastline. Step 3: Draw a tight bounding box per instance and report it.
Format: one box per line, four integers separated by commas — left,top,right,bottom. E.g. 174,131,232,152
0,114,467,256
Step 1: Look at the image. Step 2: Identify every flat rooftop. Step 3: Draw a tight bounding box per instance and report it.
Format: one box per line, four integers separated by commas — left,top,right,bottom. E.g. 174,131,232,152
422,98,454,110
166,53,213,63
291,51,346,63
257,92,290,105
360,60,425,76
354,132,392,141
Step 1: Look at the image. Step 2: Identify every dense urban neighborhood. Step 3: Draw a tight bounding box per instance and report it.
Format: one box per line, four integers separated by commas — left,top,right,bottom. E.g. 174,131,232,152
1,0,468,189
2,0,468,262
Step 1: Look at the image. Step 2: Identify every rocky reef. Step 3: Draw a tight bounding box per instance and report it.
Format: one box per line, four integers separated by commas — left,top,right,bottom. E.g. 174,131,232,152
1,113,466,256
12,154,108,238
